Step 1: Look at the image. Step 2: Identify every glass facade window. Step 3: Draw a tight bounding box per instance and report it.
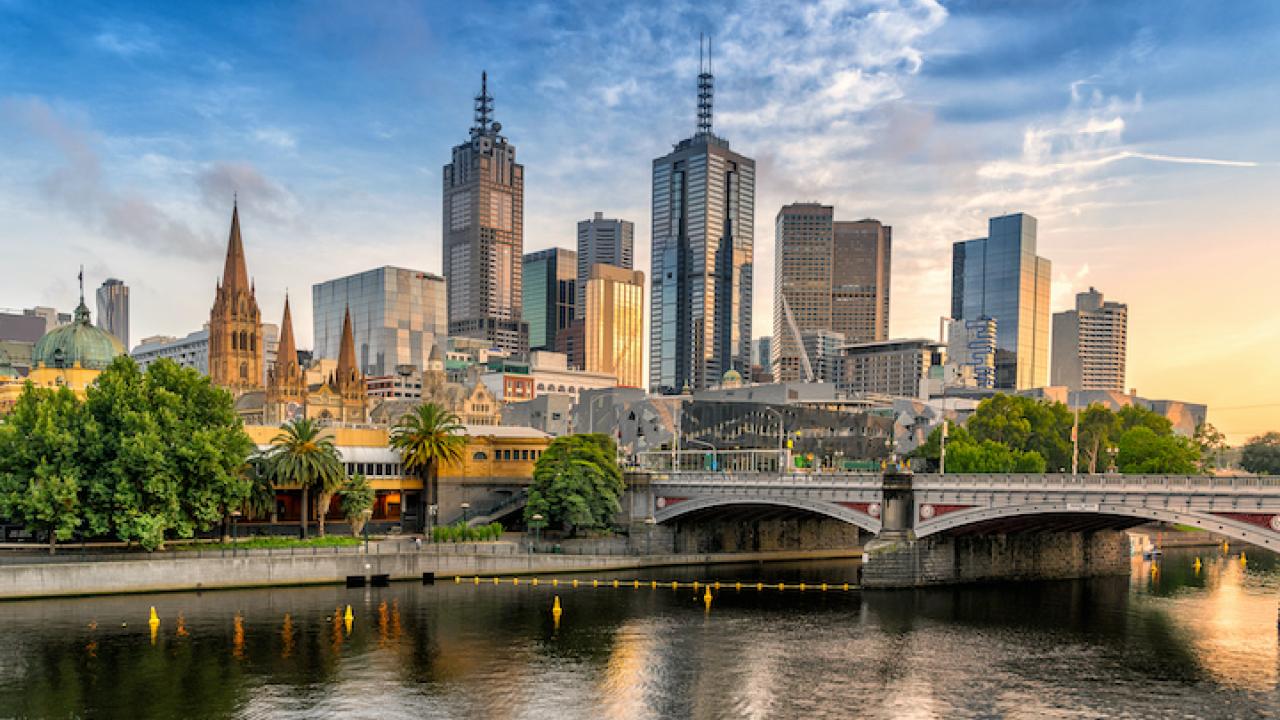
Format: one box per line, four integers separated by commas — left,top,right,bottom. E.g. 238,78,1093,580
312,267,447,377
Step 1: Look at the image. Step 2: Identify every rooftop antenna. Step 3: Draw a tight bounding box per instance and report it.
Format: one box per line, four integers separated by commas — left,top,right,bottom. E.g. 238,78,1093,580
697,34,714,136
78,265,84,306
473,71,494,136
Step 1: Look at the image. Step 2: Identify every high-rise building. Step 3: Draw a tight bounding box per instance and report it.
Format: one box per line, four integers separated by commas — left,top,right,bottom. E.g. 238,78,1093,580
945,317,997,389
522,248,576,351
801,329,845,384
442,72,527,353
650,40,755,393
951,213,1051,390
313,266,447,378
753,336,773,376
832,219,890,343
95,278,129,349
1052,287,1127,392
773,204,892,382
583,263,645,388
208,203,263,394
838,338,944,398
576,212,634,317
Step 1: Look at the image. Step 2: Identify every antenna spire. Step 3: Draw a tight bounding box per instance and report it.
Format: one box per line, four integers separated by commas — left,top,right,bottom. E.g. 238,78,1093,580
78,265,84,306
697,34,715,136
473,70,494,135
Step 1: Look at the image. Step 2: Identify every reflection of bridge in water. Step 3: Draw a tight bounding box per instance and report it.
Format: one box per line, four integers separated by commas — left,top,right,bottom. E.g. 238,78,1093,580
624,451,1280,587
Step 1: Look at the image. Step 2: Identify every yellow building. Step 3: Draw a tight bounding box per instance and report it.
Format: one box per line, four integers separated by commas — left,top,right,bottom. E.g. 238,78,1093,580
0,279,123,413
244,423,551,533
584,263,645,388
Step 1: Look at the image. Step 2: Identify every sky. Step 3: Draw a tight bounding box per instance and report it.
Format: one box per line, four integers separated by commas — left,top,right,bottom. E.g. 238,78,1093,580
1,0,1277,443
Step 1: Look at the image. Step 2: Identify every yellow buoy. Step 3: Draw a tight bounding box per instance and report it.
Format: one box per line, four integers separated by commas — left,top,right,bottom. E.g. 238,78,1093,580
692,581,699,590
552,579,559,587
344,605,354,622
703,587,713,611
513,578,520,586
799,583,806,592
734,582,741,591
532,577,539,586
651,581,658,589
778,582,785,591
148,607,160,625
842,583,850,591
821,583,828,591
573,579,579,588
633,580,640,589
714,582,721,590
553,595,562,613
756,582,763,591
1240,552,1248,568
454,575,461,583
671,581,679,590
473,576,480,585
493,577,500,585
612,580,619,588
1193,557,1202,573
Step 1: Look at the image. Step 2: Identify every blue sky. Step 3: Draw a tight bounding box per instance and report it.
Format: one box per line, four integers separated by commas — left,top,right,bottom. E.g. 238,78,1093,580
2,0,1278,441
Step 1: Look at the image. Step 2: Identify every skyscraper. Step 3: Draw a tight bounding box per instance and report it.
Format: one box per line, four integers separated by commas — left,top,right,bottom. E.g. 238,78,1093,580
442,72,527,353
312,266,447,377
95,278,129,349
1051,287,1127,392
584,263,645,388
650,38,755,393
208,203,263,394
522,248,576,351
772,204,891,382
576,212,634,317
950,212,1051,390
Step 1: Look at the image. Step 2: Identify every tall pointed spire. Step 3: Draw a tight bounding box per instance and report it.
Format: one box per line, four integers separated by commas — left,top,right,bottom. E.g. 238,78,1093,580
336,306,357,380
222,202,250,291
697,34,715,136
276,294,297,373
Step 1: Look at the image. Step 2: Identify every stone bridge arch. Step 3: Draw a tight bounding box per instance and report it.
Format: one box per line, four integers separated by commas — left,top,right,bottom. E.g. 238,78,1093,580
916,502,1280,552
653,495,882,535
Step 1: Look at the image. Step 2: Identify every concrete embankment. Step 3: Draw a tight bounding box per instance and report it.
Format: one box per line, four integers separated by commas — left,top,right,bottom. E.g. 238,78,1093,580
0,548,862,600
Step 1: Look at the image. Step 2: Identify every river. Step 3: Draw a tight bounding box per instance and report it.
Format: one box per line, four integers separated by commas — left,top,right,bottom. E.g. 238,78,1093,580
0,547,1276,719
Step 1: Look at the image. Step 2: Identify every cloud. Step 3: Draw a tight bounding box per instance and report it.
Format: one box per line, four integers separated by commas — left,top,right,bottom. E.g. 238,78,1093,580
252,127,298,150
195,161,297,225
1,96,216,259
93,21,160,57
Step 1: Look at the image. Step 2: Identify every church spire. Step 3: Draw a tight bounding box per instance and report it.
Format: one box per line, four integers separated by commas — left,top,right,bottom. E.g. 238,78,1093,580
336,306,357,381
222,202,250,292
276,294,297,373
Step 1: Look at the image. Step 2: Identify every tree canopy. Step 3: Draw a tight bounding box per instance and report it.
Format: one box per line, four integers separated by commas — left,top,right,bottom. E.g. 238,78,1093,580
390,403,465,528
524,434,624,535
267,418,345,538
0,357,254,551
1240,432,1280,475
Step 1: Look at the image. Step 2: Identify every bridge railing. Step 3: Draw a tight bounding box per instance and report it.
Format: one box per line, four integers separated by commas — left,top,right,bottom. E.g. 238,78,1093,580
913,473,1280,491
636,470,882,486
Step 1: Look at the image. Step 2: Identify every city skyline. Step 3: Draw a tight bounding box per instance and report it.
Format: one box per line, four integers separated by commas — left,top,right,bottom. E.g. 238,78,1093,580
1,1,1277,440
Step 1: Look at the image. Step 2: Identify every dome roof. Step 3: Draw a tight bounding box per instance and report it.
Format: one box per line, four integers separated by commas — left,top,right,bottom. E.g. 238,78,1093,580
32,302,124,371
721,369,743,384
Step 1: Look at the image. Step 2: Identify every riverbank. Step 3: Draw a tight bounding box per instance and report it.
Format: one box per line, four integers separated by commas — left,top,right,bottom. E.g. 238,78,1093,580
0,547,863,600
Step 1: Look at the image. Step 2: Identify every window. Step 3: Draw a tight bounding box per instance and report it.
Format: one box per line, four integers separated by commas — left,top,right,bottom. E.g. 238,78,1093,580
473,451,488,460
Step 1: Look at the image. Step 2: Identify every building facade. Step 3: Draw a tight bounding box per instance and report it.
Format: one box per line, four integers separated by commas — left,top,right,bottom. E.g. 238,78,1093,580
442,72,527,353
773,204,891,382
312,266,446,378
650,53,754,393
583,263,645,388
132,329,210,374
800,329,846,384
1051,287,1128,392
95,278,129,349
946,317,997,389
521,247,576,351
951,213,1051,390
208,204,264,395
838,338,944,398
576,211,634,317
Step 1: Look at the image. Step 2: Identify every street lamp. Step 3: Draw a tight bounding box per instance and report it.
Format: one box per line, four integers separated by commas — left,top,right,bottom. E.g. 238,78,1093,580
686,437,717,471
460,502,471,525
531,513,544,552
229,510,242,557
1106,446,1119,473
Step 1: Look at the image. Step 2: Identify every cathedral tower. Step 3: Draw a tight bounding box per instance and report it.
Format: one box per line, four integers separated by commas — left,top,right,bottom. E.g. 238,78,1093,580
209,202,264,393
265,294,305,422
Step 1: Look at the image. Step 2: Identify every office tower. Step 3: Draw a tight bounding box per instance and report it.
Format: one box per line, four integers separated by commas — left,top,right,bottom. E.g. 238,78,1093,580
313,266,447,377
753,336,773,375
522,248,577,351
832,219,890,343
946,317,997,389
95,278,129,349
950,213,1051,390
773,203,892,382
442,72,527,353
839,338,944,398
208,203,263,393
576,212,634,317
1052,287,1127,392
650,39,755,393
584,263,645,388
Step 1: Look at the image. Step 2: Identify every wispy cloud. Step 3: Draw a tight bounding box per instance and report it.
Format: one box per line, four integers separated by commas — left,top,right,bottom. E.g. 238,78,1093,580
252,127,298,150
93,21,160,57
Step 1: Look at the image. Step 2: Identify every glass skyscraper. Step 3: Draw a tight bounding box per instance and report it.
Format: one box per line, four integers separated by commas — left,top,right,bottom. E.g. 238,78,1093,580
312,266,447,377
576,212,634,318
650,46,755,393
951,213,1051,390
95,278,129,349
522,247,576,351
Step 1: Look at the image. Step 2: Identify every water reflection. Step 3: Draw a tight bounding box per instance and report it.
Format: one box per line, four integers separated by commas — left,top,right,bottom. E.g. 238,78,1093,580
0,550,1274,719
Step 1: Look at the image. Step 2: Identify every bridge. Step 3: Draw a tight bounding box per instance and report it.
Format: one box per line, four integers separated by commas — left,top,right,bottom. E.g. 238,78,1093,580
623,460,1280,587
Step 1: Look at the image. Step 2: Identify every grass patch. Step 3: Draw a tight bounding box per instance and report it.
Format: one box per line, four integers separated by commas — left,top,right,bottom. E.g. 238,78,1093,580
1171,524,1206,533
173,536,367,551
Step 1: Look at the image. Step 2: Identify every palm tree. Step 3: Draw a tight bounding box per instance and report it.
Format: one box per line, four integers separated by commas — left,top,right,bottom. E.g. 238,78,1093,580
268,418,345,539
390,403,465,534
243,453,277,522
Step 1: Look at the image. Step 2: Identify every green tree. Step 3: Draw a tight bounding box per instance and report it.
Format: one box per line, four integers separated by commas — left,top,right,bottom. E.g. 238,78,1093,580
1116,426,1200,474
390,403,465,533
966,394,1073,471
1078,404,1120,474
1240,432,1280,474
1117,405,1174,435
268,418,344,538
0,385,86,553
524,434,624,534
339,473,375,536
1193,422,1228,472
242,453,277,522
80,357,252,550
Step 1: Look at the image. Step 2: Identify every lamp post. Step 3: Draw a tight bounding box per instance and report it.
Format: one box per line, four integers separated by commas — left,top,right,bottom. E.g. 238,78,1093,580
686,437,717,471
229,510,242,557
531,513,544,552
460,502,471,526
1107,446,1119,474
